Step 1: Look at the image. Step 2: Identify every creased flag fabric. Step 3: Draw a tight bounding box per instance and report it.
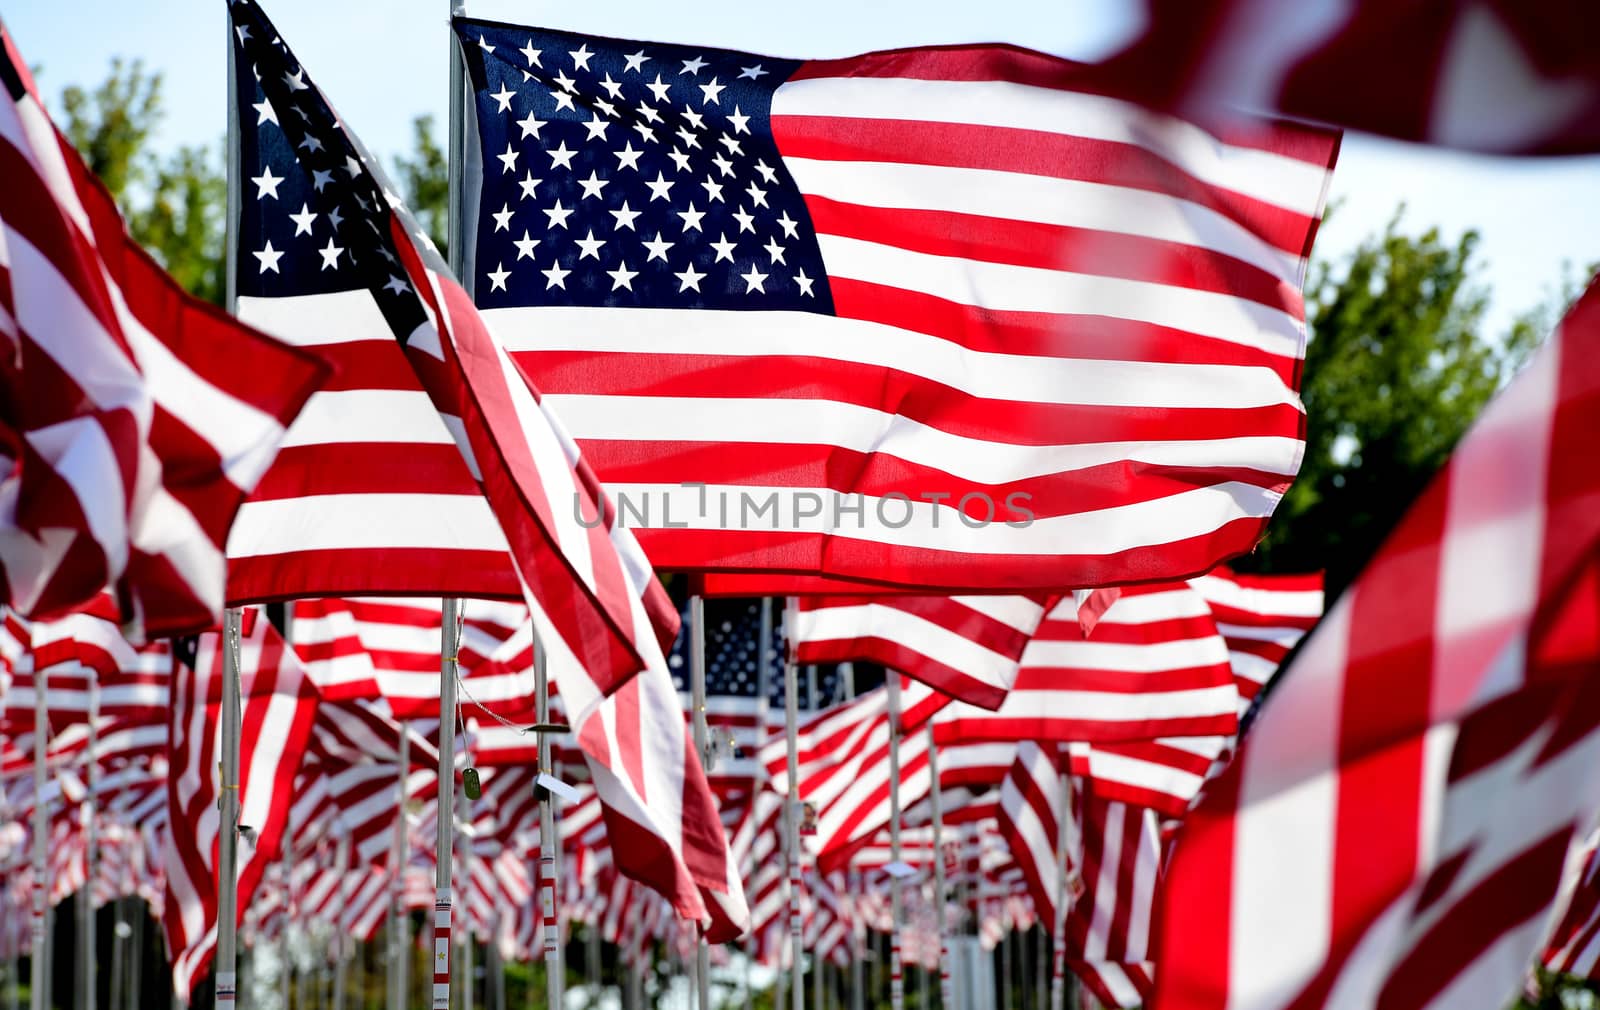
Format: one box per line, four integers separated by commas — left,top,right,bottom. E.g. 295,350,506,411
0,23,327,637
791,594,1048,708
1188,566,1323,707
1151,280,1600,1010
453,17,1339,592
227,0,676,693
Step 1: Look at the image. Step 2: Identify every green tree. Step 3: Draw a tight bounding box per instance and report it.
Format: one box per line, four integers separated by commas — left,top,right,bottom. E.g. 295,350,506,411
1246,212,1557,597
57,59,228,304
392,114,449,258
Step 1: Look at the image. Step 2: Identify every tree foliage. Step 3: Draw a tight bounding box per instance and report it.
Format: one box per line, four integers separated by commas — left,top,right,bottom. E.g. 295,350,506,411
1245,211,1559,597
392,114,450,258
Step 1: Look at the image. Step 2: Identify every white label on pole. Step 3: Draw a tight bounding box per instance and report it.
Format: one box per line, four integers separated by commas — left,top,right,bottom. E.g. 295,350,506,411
884,861,919,879
537,772,582,803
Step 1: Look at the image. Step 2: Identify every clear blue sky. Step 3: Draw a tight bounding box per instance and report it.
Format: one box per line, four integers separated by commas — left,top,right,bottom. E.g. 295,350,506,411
10,0,1599,333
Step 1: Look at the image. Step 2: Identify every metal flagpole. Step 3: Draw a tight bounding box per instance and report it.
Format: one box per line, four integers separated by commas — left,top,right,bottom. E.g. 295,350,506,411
928,724,953,1010
459,777,475,1010
744,597,773,1010
281,805,293,1010
30,661,48,1010
688,597,712,1010
216,609,244,1009
781,599,804,1010
848,865,864,1010
1049,756,1070,1010
534,631,563,1010
218,13,245,1003
885,674,905,1010
76,666,99,1010
390,730,411,1010
807,663,820,1010
434,599,462,1010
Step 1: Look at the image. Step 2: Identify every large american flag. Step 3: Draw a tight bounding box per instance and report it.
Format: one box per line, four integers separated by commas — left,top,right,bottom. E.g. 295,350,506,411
454,18,1340,593
0,23,326,637
227,0,675,694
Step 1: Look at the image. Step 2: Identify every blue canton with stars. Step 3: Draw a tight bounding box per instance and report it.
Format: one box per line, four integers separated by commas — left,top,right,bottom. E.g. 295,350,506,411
456,19,834,314
663,595,874,709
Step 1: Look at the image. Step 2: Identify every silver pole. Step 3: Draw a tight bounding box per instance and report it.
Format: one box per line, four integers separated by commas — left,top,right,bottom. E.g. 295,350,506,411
745,597,769,1010
220,9,243,999
848,866,864,1010
435,599,462,1010
534,631,563,1010
929,724,952,1010
782,599,803,1010
217,609,243,1009
1049,758,1070,1010
391,730,411,1010
807,662,822,1010
76,667,99,1010
30,663,47,1010
687,597,712,1010
459,776,474,1010
108,903,126,1010
886,675,904,1010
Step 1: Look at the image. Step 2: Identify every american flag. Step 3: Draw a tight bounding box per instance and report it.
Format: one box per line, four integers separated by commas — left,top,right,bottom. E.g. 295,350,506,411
1068,796,1161,1009
161,608,320,1000
0,22,326,637
227,0,675,696
454,18,1340,593
790,594,1048,709
1068,735,1229,819
934,583,1240,746
1188,566,1323,709
995,741,1073,928
1151,281,1600,1010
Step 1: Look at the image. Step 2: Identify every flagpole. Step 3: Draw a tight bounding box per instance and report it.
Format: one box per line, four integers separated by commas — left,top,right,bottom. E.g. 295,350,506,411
1050,751,1070,1010
782,598,804,1010
76,666,99,1010
745,597,773,1010
29,659,47,1010
534,629,564,1010
804,663,823,1010
886,674,904,1010
688,596,712,1010
928,723,953,1010
841,664,862,1010
390,729,411,1010
434,598,462,1010
458,774,474,1010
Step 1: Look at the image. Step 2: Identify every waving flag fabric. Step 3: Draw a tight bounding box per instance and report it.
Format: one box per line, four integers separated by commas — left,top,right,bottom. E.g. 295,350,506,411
453,17,1339,592
227,0,675,694
934,584,1238,745
1188,566,1323,706
0,23,326,637
791,594,1047,708
1108,2,1600,155
1152,281,1600,1010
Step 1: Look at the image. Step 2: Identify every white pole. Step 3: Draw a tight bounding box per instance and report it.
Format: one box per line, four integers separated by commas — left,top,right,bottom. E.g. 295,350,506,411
30,661,48,1010
216,609,243,1009
688,597,712,1010
848,865,864,1010
534,630,563,1010
886,675,904,1010
1049,757,1071,1010
781,599,804,1010
928,724,952,1010
434,599,462,1010
77,666,99,1010
390,730,411,1010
